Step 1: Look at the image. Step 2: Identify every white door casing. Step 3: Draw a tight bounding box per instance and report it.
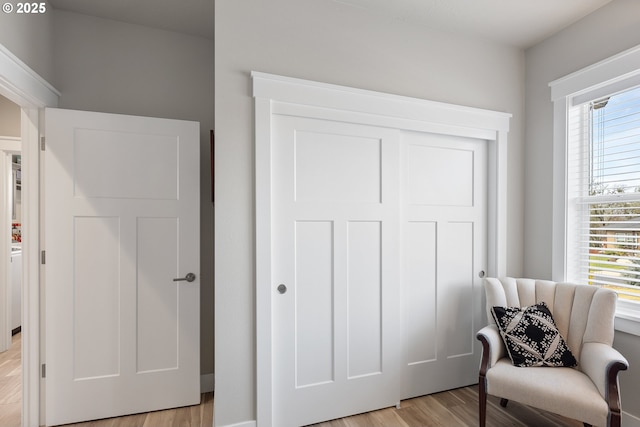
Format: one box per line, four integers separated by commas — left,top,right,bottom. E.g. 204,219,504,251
0,149,11,353
44,108,200,426
254,72,510,427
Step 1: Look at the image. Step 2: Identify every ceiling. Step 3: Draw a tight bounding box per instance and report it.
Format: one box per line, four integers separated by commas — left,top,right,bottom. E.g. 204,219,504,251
336,0,613,48
48,0,613,48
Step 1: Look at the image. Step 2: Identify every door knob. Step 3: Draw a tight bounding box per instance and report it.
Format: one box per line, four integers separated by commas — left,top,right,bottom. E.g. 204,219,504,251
277,284,287,294
173,273,196,282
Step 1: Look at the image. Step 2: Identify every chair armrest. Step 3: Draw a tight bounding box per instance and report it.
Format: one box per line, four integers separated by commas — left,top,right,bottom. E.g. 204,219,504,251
476,325,506,374
580,342,628,420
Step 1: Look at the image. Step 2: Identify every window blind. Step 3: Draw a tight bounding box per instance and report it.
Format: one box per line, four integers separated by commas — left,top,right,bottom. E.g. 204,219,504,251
567,86,640,301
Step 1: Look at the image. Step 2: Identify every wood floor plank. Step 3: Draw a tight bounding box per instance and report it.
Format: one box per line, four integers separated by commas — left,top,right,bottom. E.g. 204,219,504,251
172,404,196,427
488,396,583,427
368,407,411,427
0,401,21,427
0,333,21,427
110,413,148,427
142,407,176,427
0,377,21,404
413,395,469,427
199,393,214,427
308,386,587,427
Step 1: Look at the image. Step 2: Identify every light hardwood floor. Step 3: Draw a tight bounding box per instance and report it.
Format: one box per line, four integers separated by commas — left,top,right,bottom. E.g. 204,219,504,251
58,387,582,427
0,332,21,427
62,393,213,427
309,386,584,427
1,333,582,427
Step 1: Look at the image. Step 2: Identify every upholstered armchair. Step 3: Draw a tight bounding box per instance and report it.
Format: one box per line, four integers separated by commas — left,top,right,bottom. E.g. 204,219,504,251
476,278,628,427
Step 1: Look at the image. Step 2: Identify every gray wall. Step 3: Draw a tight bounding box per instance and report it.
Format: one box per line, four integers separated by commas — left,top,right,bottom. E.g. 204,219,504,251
51,10,215,377
0,3,215,383
524,0,640,419
0,95,21,137
0,1,54,84
214,0,524,425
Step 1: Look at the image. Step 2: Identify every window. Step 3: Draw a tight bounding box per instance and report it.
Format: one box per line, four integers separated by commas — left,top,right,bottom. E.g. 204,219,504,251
551,44,640,331
567,86,640,302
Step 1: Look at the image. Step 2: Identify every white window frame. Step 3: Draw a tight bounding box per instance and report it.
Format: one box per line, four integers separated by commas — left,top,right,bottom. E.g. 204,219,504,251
551,44,640,336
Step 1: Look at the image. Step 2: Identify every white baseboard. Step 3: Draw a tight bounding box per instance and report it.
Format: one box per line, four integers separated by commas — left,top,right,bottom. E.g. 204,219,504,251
201,373,215,393
623,410,640,427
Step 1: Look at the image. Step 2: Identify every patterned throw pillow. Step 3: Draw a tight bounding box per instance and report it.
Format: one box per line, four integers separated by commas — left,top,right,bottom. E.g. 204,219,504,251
491,302,577,368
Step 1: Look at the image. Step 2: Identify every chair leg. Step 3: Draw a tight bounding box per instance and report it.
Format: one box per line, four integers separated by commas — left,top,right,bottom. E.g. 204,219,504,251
500,398,509,408
477,334,491,427
479,378,487,427
606,361,627,427
609,413,621,427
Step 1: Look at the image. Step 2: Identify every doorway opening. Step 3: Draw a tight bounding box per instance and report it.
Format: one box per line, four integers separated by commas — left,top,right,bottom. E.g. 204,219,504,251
0,94,22,425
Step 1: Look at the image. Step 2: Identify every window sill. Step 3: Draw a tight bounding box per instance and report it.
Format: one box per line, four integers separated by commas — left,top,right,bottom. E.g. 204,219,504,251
615,300,640,336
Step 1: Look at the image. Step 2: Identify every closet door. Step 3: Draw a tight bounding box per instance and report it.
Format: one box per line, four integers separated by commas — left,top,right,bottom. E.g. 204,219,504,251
255,71,508,427
400,131,487,399
271,115,402,427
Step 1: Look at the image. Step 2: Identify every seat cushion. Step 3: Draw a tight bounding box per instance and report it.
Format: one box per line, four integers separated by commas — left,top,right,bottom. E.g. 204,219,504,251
486,359,608,426
491,302,577,367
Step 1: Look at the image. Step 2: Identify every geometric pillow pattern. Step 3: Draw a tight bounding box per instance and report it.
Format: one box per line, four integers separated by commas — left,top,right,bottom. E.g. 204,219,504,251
491,302,577,368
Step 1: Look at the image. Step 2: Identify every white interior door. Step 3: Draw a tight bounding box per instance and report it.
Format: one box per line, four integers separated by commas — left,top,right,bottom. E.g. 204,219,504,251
400,131,487,399
44,108,200,426
272,115,402,427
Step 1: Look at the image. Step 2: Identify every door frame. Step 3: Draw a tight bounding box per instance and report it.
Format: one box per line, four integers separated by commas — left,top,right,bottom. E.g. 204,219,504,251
253,72,511,427
0,43,60,427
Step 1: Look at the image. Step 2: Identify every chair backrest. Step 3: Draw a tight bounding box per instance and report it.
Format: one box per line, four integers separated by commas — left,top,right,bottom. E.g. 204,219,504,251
484,277,618,362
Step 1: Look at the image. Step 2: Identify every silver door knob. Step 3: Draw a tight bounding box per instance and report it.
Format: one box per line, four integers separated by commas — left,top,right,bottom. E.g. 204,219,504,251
173,273,196,282
277,284,287,294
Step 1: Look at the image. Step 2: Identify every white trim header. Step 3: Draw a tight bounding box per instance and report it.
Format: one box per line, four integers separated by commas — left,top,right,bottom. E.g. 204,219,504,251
252,72,511,133
0,43,60,107
549,44,640,101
